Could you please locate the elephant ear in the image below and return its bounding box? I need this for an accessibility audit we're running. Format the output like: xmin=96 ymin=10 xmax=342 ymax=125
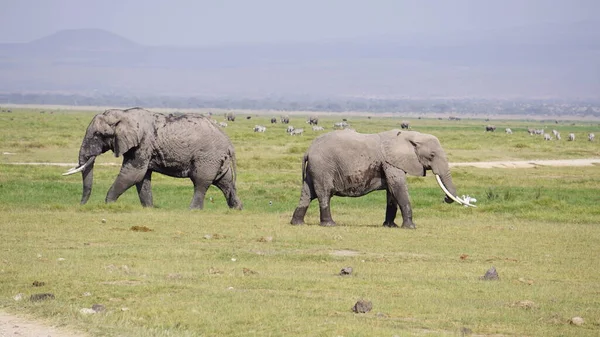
xmin=381 ymin=130 xmax=426 ymax=176
xmin=113 ymin=116 xmax=142 ymax=157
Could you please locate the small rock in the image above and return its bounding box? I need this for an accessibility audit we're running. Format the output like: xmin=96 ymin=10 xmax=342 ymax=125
xmin=351 ymin=299 xmax=372 ymax=313
xmin=80 ymin=308 xmax=97 ymax=315
xmin=231 ymin=258 xmax=237 ymax=262
xmin=480 ymin=266 xmax=499 ymax=280
xmin=203 ymin=234 xmax=213 ymax=240
xmin=30 ymin=293 xmax=55 ymax=302
xmin=13 ymin=293 xmax=25 ymax=301
xmin=57 ymin=257 xmax=65 ymax=261
xmin=227 ymin=286 xmax=234 ymax=290
xmin=243 ymin=267 xmax=258 ymax=275
xmin=82 ymin=292 xmax=92 ymax=297
xmin=460 ymin=327 xmax=473 ymax=336
xmin=121 ymin=307 xmax=129 ymax=311
xmin=339 ymin=267 xmax=353 ymax=276
xmin=91 ymin=304 xmax=106 ymax=312
xmin=569 ymin=316 xmax=584 ymax=326
xmin=101 ymin=219 xmax=106 ymax=223
xmin=257 ymin=236 xmax=273 ymax=242
xmin=513 ymin=300 xmax=537 ymax=309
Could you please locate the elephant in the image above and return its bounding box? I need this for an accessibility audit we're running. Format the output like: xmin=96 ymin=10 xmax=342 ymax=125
xmin=225 ymin=112 xmax=236 ymax=122
xmin=485 ymin=125 xmax=496 ymax=132
xmin=281 ymin=115 xmax=290 ymax=124
xmin=62 ymin=107 xmax=243 ymax=210
xmin=270 ymin=117 xmax=277 ymax=124
xmin=400 ymin=121 xmax=410 ymax=129
xmin=308 ymin=115 xmax=319 ymax=125
xmin=290 ymin=129 xmax=474 ymax=229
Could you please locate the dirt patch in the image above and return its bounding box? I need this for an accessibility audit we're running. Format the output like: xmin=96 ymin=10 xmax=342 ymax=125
xmin=450 ymin=158 xmax=600 ymax=169
xmin=0 ymin=310 xmax=87 ymax=337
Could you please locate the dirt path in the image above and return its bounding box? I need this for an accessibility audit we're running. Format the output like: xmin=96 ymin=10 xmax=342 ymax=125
xmin=0 ymin=311 xmax=87 ymax=337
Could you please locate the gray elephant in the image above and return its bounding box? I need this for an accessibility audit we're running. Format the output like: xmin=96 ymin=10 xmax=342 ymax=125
xmin=225 ymin=112 xmax=236 ymax=122
xmin=290 ymin=129 xmax=474 ymax=228
xmin=63 ymin=107 xmax=243 ymax=210
xmin=400 ymin=121 xmax=410 ymax=129
xmin=308 ymin=115 xmax=319 ymax=125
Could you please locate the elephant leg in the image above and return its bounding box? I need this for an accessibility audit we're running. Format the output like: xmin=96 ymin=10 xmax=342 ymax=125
xmin=317 ymin=194 xmax=336 ymax=227
xmin=190 ymin=178 xmax=212 ymax=210
xmin=213 ymin=168 xmax=243 ymax=210
xmin=383 ymin=190 xmax=399 ymax=228
xmin=291 ymin=180 xmax=314 ymax=225
xmin=383 ymin=165 xmax=415 ymax=229
xmin=106 ymin=162 xmax=148 ymax=203
xmin=135 ymin=170 xmax=153 ymax=207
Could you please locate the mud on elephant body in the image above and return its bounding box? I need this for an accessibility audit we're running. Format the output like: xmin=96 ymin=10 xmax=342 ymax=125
xmin=63 ymin=107 xmax=242 ymax=210
xmin=290 ymin=129 xmax=473 ymax=228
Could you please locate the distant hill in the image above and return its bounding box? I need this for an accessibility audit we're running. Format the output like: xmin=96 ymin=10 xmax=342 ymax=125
xmin=0 ymin=21 xmax=599 ymax=100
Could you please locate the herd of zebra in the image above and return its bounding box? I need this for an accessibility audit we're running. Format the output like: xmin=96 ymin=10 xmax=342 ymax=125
xmin=214 ymin=113 xmax=351 ymax=135
xmin=489 ymin=125 xmax=595 ymax=141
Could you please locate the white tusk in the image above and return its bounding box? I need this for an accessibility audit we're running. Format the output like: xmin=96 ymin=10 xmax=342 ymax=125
xmin=62 ymin=157 xmax=94 ymax=176
xmin=435 ymin=175 xmax=477 ymax=207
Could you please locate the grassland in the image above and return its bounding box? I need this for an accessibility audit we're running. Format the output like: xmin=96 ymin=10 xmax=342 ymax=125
xmin=1 ymin=108 xmax=599 ymax=336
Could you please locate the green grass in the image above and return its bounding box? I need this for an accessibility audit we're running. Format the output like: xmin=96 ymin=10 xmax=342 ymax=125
xmin=1 ymin=108 xmax=600 ymax=336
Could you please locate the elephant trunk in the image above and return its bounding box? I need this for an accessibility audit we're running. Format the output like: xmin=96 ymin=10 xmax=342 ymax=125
xmin=80 ymin=157 xmax=95 ymax=204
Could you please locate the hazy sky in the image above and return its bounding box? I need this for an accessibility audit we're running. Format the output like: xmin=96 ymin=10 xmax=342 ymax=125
xmin=1 ymin=0 xmax=598 ymax=46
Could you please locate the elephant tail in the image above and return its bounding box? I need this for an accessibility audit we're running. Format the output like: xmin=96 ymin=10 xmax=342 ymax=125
xmin=230 ymin=146 xmax=238 ymax=184
xmin=301 ymin=153 xmax=308 ymax=182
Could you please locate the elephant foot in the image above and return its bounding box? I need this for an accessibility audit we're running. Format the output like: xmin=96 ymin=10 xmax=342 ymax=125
xmin=401 ymin=221 xmax=416 ymax=229
xmin=383 ymin=222 xmax=399 ymax=228
xmin=290 ymin=218 xmax=305 ymax=225
xmin=320 ymin=221 xmax=337 ymax=227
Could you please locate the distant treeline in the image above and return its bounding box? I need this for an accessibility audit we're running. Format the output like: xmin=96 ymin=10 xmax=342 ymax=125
xmin=1 ymin=93 xmax=599 ymax=117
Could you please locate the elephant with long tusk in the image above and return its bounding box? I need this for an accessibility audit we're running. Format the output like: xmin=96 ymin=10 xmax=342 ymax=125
xmin=63 ymin=107 xmax=243 ymax=210
xmin=290 ymin=129 xmax=474 ymax=229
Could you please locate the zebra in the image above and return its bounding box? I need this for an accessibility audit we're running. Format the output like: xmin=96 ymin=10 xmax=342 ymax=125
xmin=290 ymin=128 xmax=304 ymax=136
xmin=505 ymin=128 xmax=512 ymax=134
xmin=552 ymin=129 xmax=559 ymax=138
xmin=589 ymin=133 xmax=595 ymax=141
xmin=568 ymin=133 xmax=575 ymax=141
xmin=333 ymin=121 xmax=349 ymax=129
xmin=312 ymin=125 xmax=324 ymax=131
xmin=253 ymin=125 xmax=266 ymax=133
xmin=218 ymin=122 xmax=228 ymax=128
xmin=286 ymin=125 xmax=295 ymax=133
xmin=543 ymin=133 xmax=552 ymax=141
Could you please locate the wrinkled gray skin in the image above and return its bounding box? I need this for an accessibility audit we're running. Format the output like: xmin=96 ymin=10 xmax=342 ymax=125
xmin=290 ymin=130 xmax=457 ymax=228
xmin=74 ymin=108 xmax=242 ymax=209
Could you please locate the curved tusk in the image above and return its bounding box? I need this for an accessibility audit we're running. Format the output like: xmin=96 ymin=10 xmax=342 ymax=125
xmin=62 ymin=157 xmax=95 ymax=176
xmin=435 ymin=175 xmax=477 ymax=207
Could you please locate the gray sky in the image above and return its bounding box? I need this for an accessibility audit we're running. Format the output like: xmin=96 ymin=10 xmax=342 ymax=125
xmin=1 ymin=0 xmax=598 ymax=46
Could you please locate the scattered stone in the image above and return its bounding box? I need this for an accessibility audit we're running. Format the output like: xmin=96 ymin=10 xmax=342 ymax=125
xmin=167 ymin=273 xmax=183 ymax=279
xmin=121 ymin=307 xmax=129 ymax=311
xmin=351 ymin=299 xmax=372 ymax=313
xmin=518 ymin=277 xmax=534 ymax=285
xmin=227 ymin=286 xmax=234 ymax=290
xmin=13 ymin=293 xmax=25 ymax=301
xmin=231 ymin=258 xmax=237 ymax=262
xmin=208 ymin=267 xmax=223 ymax=275
xmin=480 ymin=266 xmax=499 ymax=280
xmin=30 ymin=293 xmax=55 ymax=302
xmin=101 ymin=219 xmax=106 ymax=223
xmin=130 ymin=225 xmax=153 ymax=232
xmin=82 ymin=292 xmax=92 ymax=297
xmin=460 ymin=254 xmax=469 ymax=260
xmin=460 ymin=327 xmax=473 ymax=336
xmin=79 ymin=308 xmax=96 ymax=315
xmin=57 ymin=257 xmax=66 ymax=261
xmin=257 ymin=236 xmax=273 ymax=243
xmin=91 ymin=304 xmax=106 ymax=312
xmin=203 ymin=234 xmax=212 ymax=239
xmin=339 ymin=267 xmax=353 ymax=276
xmin=243 ymin=267 xmax=258 ymax=276
xmin=512 ymin=300 xmax=537 ymax=309
xmin=32 ymin=280 xmax=45 ymax=287
xmin=569 ymin=316 xmax=584 ymax=326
